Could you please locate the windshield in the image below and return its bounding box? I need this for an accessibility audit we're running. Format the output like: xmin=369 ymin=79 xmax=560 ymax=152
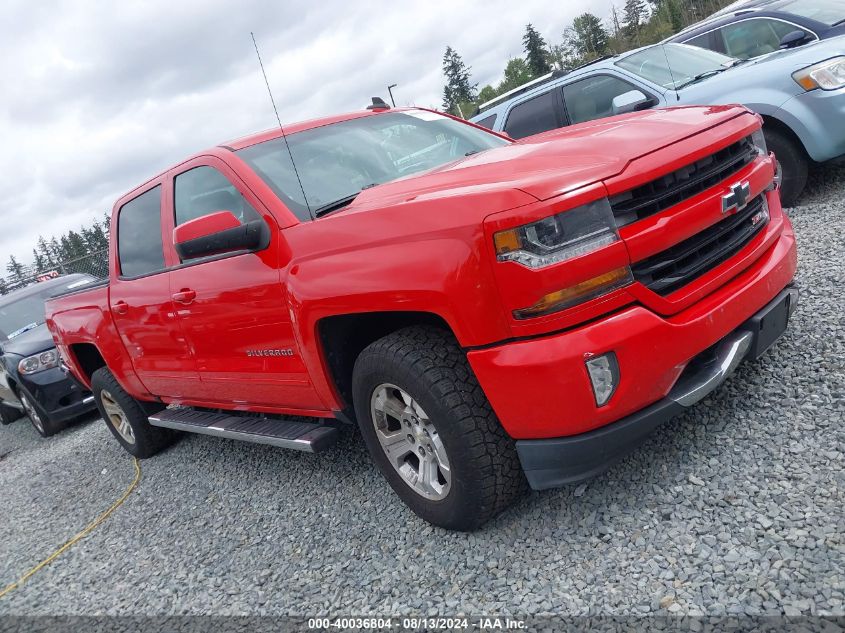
xmin=617 ymin=44 xmax=736 ymax=89
xmin=0 ymin=278 xmax=93 ymax=340
xmin=775 ymin=0 xmax=845 ymax=25
xmin=237 ymin=110 xmax=509 ymax=220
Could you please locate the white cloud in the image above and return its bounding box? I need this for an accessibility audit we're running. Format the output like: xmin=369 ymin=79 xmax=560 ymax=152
xmin=0 ymin=0 xmax=613 ymax=265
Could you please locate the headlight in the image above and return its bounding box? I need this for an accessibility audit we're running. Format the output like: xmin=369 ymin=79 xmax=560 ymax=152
xmin=494 ymin=198 xmax=621 ymax=269
xmin=18 ymin=349 xmax=59 ymax=375
xmin=793 ymin=57 xmax=845 ymax=91
xmin=751 ymin=128 xmax=767 ymax=156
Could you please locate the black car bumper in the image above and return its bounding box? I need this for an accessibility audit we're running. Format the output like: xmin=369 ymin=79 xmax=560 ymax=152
xmin=516 ymin=286 xmax=799 ymax=490
xmin=19 ymin=366 xmax=96 ymax=423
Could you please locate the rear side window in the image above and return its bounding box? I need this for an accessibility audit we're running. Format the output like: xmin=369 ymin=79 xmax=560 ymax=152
xmin=118 ymin=186 xmax=165 ymax=278
xmin=503 ymin=91 xmax=558 ymax=139
xmin=474 ymin=114 xmax=497 ymax=129
xmin=718 ymin=19 xmax=802 ymax=58
xmin=174 ymin=166 xmax=260 ymax=227
xmin=684 ymin=32 xmax=715 ymax=51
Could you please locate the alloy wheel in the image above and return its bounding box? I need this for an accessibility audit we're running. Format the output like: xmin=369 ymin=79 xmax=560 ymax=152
xmin=370 ymin=383 xmax=451 ymax=500
xmin=21 ymin=393 xmax=45 ymax=435
xmin=100 ymin=389 xmax=135 ymax=444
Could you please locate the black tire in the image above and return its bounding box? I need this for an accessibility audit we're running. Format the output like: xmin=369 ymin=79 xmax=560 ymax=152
xmin=0 ymin=402 xmax=22 ymax=425
xmin=352 ymin=326 xmax=527 ymax=531
xmin=764 ymin=127 xmax=808 ymax=208
xmin=90 ymin=367 xmax=174 ymax=458
xmin=18 ymin=389 xmax=62 ymax=438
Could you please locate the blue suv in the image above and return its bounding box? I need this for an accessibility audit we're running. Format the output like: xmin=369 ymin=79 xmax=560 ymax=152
xmin=471 ymin=38 xmax=845 ymax=206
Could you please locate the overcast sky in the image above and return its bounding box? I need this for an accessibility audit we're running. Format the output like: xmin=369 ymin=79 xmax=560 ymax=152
xmin=1 ymin=0 xmax=614 ymax=266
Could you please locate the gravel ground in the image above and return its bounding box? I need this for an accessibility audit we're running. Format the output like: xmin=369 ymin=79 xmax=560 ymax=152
xmin=0 ymin=165 xmax=842 ymax=619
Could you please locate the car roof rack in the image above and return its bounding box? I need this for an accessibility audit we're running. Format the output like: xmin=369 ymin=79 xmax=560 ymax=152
xmin=476 ymin=56 xmax=615 ymax=114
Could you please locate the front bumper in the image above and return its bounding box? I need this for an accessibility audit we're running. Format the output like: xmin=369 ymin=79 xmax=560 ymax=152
xmin=777 ymin=85 xmax=845 ymax=163
xmin=467 ymin=218 xmax=797 ymax=440
xmin=19 ymin=366 xmax=96 ymax=423
xmin=516 ymin=286 xmax=798 ymax=489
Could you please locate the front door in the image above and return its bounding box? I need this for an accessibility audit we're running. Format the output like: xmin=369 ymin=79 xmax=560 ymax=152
xmin=165 ymin=159 xmax=323 ymax=411
xmin=109 ymin=183 xmax=199 ymax=398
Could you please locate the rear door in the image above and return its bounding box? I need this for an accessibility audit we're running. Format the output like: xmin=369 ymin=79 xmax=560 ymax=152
xmin=109 ymin=183 xmax=199 ymax=397
xmin=164 ymin=157 xmax=323 ymax=411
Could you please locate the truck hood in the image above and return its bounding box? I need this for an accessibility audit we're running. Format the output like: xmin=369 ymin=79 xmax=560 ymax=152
xmin=2 ymin=323 xmax=53 ymax=358
xmin=347 ymin=105 xmax=748 ymax=208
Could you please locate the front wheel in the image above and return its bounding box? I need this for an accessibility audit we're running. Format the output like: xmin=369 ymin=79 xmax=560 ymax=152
xmin=19 ymin=390 xmax=62 ymax=437
xmin=352 ymin=326 xmax=526 ymax=531
xmin=90 ymin=368 xmax=175 ymax=458
xmin=764 ymin=127 xmax=808 ymax=208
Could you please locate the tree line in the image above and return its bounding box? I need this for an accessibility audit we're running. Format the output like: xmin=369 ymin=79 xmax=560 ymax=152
xmin=2 ymin=215 xmax=110 ymax=294
xmin=442 ymin=0 xmax=737 ymax=116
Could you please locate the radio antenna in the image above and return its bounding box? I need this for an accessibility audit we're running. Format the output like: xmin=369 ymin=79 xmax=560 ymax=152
xmin=660 ymin=43 xmax=681 ymax=101
xmin=251 ymin=32 xmax=312 ymax=218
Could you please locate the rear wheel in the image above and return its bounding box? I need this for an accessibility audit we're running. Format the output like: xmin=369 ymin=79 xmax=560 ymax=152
xmin=90 ymin=368 xmax=174 ymax=458
xmin=352 ymin=326 xmax=526 ymax=531
xmin=764 ymin=127 xmax=808 ymax=208
xmin=19 ymin=390 xmax=61 ymax=438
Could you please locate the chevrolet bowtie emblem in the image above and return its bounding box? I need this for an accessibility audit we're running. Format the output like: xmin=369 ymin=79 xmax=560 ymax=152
xmin=722 ymin=181 xmax=751 ymax=215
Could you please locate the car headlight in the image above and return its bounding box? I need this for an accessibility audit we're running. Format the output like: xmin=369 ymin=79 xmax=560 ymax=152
xmin=18 ymin=349 xmax=59 ymax=375
xmin=494 ymin=198 xmax=621 ymax=269
xmin=751 ymin=128 xmax=767 ymax=156
xmin=793 ymin=57 xmax=845 ymax=91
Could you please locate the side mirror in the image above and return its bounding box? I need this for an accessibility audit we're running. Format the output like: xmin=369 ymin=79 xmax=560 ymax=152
xmin=612 ymin=90 xmax=651 ymax=116
xmin=779 ymin=30 xmax=808 ymax=49
xmin=173 ymin=211 xmax=270 ymax=261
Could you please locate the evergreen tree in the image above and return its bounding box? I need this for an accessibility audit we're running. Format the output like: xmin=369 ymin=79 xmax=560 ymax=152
xmin=624 ymin=0 xmax=649 ymax=42
xmin=0 ymin=278 xmax=7 ymax=296
xmin=571 ymin=13 xmax=611 ymax=60
xmin=664 ymin=0 xmax=685 ymax=32
xmin=6 ymin=255 xmax=25 ymax=282
xmin=37 ymin=236 xmax=56 ymax=266
xmin=33 ymin=249 xmax=46 ymax=272
xmin=523 ymin=24 xmax=551 ymax=77
xmin=442 ymin=46 xmax=477 ymax=116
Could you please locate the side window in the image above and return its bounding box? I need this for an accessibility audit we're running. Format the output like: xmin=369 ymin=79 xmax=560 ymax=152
xmin=503 ymin=91 xmax=559 ymax=139
xmin=685 ymin=32 xmax=715 ymax=51
xmin=474 ymin=114 xmax=497 ymax=130
xmin=719 ymin=19 xmax=796 ymax=59
xmin=118 ymin=186 xmax=165 ymax=278
xmin=563 ymin=75 xmax=647 ymax=125
xmin=174 ymin=166 xmax=261 ymax=227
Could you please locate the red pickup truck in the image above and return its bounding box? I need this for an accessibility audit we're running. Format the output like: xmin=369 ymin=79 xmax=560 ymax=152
xmin=46 ymin=104 xmax=798 ymax=530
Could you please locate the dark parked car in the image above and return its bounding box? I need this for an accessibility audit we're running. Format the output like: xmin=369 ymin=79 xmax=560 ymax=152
xmin=0 ymin=274 xmax=99 ymax=436
xmin=668 ymin=0 xmax=845 ymax=60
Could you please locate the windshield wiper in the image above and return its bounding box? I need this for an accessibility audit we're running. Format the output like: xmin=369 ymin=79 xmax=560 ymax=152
xmin=313 ymin=184 xmax=379 ymax=218
xmin=677 ymin=67 xmax=729 ymax=89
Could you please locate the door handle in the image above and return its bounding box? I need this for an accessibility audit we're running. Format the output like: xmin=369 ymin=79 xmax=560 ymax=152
xmin=112 ymin=300 xmax=129 ymax=315
xmin=172 ymin=289 xmax=197 ymax=305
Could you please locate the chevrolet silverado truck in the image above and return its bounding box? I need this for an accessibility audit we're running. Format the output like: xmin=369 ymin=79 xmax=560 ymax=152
xmin=45 ymin=104 xmax=798 ymax=530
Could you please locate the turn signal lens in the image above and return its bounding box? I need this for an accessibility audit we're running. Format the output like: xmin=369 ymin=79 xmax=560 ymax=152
xmin=513 ymin=267 xmax=633 ymax=319
xmin=792 ymin=57 xmax=845 ymax=91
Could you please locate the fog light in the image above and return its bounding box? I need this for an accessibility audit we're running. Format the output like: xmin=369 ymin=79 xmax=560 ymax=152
xmin=585 ymin=353 xmax=619 ymax=407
